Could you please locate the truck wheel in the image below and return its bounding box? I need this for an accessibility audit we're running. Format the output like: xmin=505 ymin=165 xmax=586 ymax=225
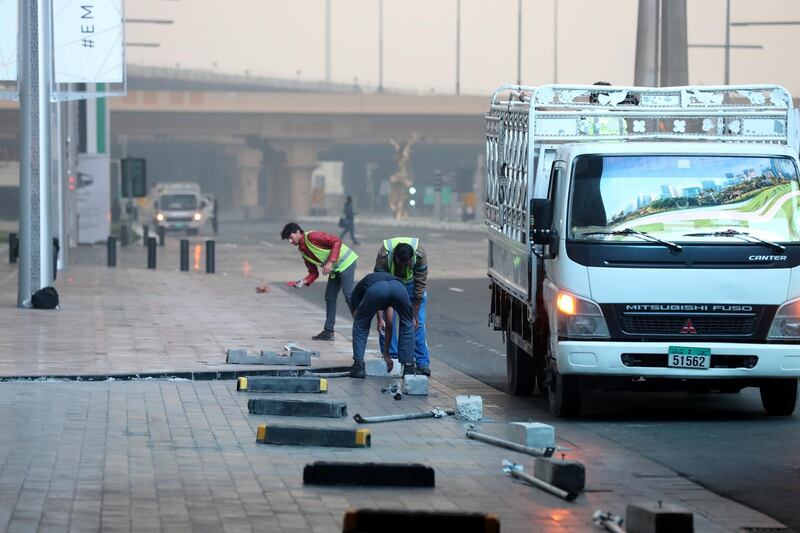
xmin=547 ymin=366 xmax=581 ymax=418
xmin=760 ymin=378 xmax=798 ymax=416
xmin=506 ymin=327 xmax=535 ymax=396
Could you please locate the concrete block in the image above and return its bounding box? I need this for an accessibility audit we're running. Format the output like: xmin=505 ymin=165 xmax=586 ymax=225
xmin=237 ymin=376 xmax=327 ymax=393
xmin=365 ymin=359 xmax=389 ymax=377
xmin=225 ymin=348 xmax=250 ymax=363
xmin=510 ymin=422 xmax=555 ymax=448
xmin=625 ymin=502 xmax=693 ymax=533
xmin=259 ymin=350 xmax=312 ymax=366
xmin=455 ymin=395 xmax=483 ymax=421
xmin=342 ymin=510 xmax=500 ymax=533
xmin=533 ymin=457 xmax=585 ymax=493
xmin=256 ymin=424 xmax=370 ymax=448
xmin=248 ymin=398 xmax=347 ymax=418
xmin=303 ymin=462 xmax=435 ymax=487
xmin=402 ymin=375 xmax=429 ymax=395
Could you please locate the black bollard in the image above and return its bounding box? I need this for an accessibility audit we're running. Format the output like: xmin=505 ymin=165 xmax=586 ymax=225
xmin=147 ymin=237 xmax=157 ymax=269
xmin=120 ymin=224 xmax=129 ymax=247
xmin=179 ymin=239 xmax=189 ymax=271
xmin=205 ymin=240 xmax=215 ymax=274
xmin=9 ymin=232 xmax=18 ymax=263
xmin=52 ymin=238 xmax=59 ymax=281
xmin=157 ymin=225 xmax=165 ymax=247
xmin=107 ymin=236 xmax=117 ymax=267
xmin=142 ymin=224 xmax=149 ymax=246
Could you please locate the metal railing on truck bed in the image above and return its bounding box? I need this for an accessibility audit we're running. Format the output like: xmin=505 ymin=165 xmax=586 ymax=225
xmin=484 ymin=84 xmax=799 ymax=245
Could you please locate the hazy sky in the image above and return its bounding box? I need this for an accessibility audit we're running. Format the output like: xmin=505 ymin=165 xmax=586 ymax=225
xmin=126 ymin=0 xmax=800 ymax=96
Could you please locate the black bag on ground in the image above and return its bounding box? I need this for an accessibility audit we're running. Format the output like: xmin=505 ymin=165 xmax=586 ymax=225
xmin=32 ymin=286 xmax=59 ymax=309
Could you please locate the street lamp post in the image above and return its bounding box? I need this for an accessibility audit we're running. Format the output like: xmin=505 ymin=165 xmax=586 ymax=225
xmin=456 ymin=0 xmax=461 ymax=95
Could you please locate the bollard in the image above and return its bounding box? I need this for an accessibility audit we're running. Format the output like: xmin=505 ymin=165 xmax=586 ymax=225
xmin=52 ymin=238 xmax=59 ymax=280
xmin=142 ymin=224 xmax=149 ymax=246
xmin=179 ymin=239 xmax=189 ymax=271
xmin=205 ymin=240 xmax=215 ymax=273
xmin=120 ymin=224 xmax=129 ymax=247
xmin=107 ymin=236 xmax=117 ymax=267
xmin=147 ymin=237 xmax=157 ymax=269
xmin=9 ymin=232 xmax=18 ymax=263
xmin=157 ymin=225 xmax=165 ymax=246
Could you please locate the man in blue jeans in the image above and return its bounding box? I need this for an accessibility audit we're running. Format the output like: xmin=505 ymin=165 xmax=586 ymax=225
xmin=374 ymin=238 xmax=431 ymax=375
xmin=348 ymin=272 xmax=415 ymax=379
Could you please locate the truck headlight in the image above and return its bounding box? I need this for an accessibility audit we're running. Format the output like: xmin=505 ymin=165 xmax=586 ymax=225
xmin=193 ymin=212 xmax=202 ymax=221
xmin=768 ymin=298 xmax=800 ymax=339
xmin=156 ymin=213 xmax=165 ymax=222
xmin=556 ymin=291 xmax=610 ymax=339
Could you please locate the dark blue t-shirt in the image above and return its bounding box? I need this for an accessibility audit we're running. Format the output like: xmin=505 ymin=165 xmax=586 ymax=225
xmin=350 ymin=271 xmax=402 ymax=311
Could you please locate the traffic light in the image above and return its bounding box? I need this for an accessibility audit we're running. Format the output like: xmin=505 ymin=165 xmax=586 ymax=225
xmin=408 ymin=185 xmax=417 ymax=206
xmin=121 ymin=158 xmax=147 ymax=197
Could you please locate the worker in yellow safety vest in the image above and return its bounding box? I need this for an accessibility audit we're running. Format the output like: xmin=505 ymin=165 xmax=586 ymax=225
xmin=374 ymin=237 xmax=430 ymax=376
xmin=264 ymin=222 xmax=358 ymax=341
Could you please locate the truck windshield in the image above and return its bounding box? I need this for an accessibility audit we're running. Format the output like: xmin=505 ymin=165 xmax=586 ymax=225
xmin=160 ymin=194 xmax=197 ymax=210
xmin=569 ymin=155 xmax=800 ymax=243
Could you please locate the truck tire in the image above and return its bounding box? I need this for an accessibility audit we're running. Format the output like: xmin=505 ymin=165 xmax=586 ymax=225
xmin=547 ymin=366 xmax=581 ymax=418
xmin=760 ymin=378 xmax=798 ymax=416
xmin=506 ymin=325 xmax=535 ymax=396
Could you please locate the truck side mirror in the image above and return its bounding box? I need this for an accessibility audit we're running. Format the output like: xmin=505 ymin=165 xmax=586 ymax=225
xmin=530 ymin=198 xmax=556 ymax=246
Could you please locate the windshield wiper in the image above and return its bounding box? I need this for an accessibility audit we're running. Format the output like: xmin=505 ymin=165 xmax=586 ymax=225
xmin=579 ymin=228 xmax=683 ymax=253
xmin=683 ymin=229 xmax=786 ymax=253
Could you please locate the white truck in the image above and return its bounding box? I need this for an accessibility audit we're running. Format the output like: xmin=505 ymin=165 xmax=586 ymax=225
xmin=150 ymin=182 xmax=215 ymax=235
xmin=486 ymin=84 xmax=800 ymax=417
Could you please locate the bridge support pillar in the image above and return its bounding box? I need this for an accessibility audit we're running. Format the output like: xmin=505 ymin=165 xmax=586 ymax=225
xmin=277 ymin=143 xmax=325 ymax=216
xmin=225 ymin=143 xmax=264 ymax=219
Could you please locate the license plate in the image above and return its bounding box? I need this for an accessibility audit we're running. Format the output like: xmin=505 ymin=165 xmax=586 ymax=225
xmin=668 ymin=346 xmax=710 ymax=369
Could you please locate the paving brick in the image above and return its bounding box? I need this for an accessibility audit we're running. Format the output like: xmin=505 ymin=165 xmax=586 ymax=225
xmin=626 ymin=502 xmax=694 ymax=533
xmin=402 ymin=375 xmax=429 ymax=395
xmin=509 ymin=422 xmax=555 ymax=448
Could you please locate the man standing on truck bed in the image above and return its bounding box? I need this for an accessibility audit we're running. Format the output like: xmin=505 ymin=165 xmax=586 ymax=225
xmin=268 ymin=222 xmax=358 ymax=341
xmin=374 ymin=238 xmax=430 ymax=375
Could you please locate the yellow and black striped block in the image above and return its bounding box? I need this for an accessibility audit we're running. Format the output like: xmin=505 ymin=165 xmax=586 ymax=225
xmin=237 ymin=376 xmax=327 ymax=393
xmin=256 ymin=424 xmax=370 ymax=448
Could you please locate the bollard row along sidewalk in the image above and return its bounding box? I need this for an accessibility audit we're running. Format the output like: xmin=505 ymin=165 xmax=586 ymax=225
xmin=0 ymin=252 xmax=790 ymax=532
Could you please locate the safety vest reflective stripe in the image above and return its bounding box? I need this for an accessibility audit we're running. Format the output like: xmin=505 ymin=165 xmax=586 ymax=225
xmin=383 ymin=236 xmax=418 ymax=282
xmin=302 ymin=231 xmax=358 ymax=272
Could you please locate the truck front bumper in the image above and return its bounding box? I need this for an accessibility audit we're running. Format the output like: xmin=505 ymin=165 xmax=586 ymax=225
xmin=557 ymin=340 xmax=800 ymax=378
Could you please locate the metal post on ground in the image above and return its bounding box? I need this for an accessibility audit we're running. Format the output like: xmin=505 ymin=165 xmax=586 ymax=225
xmin=142 ymin=224 xmax=149 ymax=246
xmin=179 ymin=239 xmax=189 ymax=271
xmin=434 ymin=170 xmax=443 ymax=221
xmin=106 ymin=236 xmax=116 ymax=267
xmin=205 ymin=240 xmax=215 ymax=274
xmin=147 ymin=237 xmax=157 ymax=269
xmin=157 ymin=225 xmax=165 ymax=247
xmin=9 ymin=233 xmax=18 ymax=263
xmin=18 ymin=0 xmax=54 ymax=307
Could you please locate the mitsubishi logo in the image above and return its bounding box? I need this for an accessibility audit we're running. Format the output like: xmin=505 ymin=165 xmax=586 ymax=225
xmin=680 ymin=319 xmax=697 ymax=334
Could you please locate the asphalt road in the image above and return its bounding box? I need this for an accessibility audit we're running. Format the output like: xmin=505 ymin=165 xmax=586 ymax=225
xmin=223 ymin=218 xmax=800 ymax=530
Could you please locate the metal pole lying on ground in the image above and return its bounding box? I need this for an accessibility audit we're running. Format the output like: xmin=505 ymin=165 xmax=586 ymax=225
xmin=466 ymin=430 xmax=556 ymax=458
xmin=507 ymin=467 xmax=577 ymax=501
xmin=353 ymin=409 xmax=454 ymax=424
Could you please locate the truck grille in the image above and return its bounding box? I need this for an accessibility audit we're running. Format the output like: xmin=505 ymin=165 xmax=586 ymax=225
xmin=619 ymin=314 xmax=758 ymax=336
xmin=167 ymin=216 xmax=193 ymax=222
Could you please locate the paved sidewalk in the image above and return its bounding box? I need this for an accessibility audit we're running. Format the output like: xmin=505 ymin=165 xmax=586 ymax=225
xmin=0 ymin=245 xmax=790 ymax=532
